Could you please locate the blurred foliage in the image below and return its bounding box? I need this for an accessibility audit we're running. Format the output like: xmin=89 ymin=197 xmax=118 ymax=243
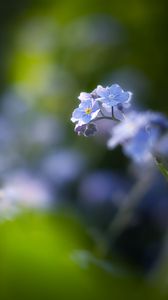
xmin=0 ymin=211 xmax=167 ymax=300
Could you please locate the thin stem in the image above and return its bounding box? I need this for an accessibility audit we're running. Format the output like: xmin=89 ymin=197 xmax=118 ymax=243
xmin=108 ymin=170 xmax=155 ymax=241
xmin=93 ymin=109 xmax=120 ymax=123
xmin=111 ymin=107 xmax=121 ymax=122
xmin=111 ymin=107 xmax=114 ymax=118
xmin=155 ymin=157 xmax=168 ymax=181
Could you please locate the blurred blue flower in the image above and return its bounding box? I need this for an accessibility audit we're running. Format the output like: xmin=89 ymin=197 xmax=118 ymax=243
xmin=41 ymin=149 xmax=87 ymax=185
xmin=79 ymin=171 xmax=132 ymax=205
xmin=95 ymin=84 xmax=132 ymax=107
xmin=0 ymin=170 xmax=53 ymax=221
xmin=124 ymin=127 xmax=156 ymax=163
xmin=71 ymin=99 xmax=100 ymax=125
xmin=108 ymin=111 xmax=168 ymax=163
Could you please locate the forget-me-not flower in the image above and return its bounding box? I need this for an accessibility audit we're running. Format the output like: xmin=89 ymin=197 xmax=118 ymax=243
xmin=107 ymin=111 xmax=168 ymax=163
xmin=95 ymin=84 xmax=132 ymax=107
xmin=71 ymin=82 xmax=168 ymax=179
xmin=71 ymin=99 xmax=100 ymax=125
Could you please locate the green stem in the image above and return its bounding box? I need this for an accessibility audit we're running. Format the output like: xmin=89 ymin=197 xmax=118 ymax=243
xmin=155 ymin=157 xmax=168 ymax=180
xmin=108 ymin=170 xmax=154 ymax=240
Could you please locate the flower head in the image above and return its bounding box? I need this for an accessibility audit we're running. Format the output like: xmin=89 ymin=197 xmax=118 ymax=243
xmin=71 ymin=82 xmax=168 ymax=177
xmin=95 ymin=84 xmax=132 ymax=107
xmin=71 ymin=99 xmax=100 ymax=125
xmin=107 ymin=111 xmax=167 ymax=163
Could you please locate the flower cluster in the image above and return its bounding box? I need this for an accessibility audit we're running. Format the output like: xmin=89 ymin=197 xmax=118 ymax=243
xmin=71 ymin=84 xmax=132 ymax=136
xmin=71 ymin=83 xmax=168 ymax=164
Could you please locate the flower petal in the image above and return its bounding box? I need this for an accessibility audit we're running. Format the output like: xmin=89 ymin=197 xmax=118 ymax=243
xmin=92 ymin=101 xmax=100 ymax=112
xmin=78 ymin=92 xmax=92 ymax=101
xmin=115 ymin=91 xmax=130 ymax=102
xmin=72 ymin=108 xmax=83 ymax=119
xmin=91 ymin=109 xmax=100 ymax=120
xmin=79 ymin=100 xmax=92 ymax=109
xmin=96 ymin=85 xmax=109 ymax=98
xmin=109 ymin=84 xmax=122 ymax=96
xmin=82 ymin=114 xmax=91 ymax=123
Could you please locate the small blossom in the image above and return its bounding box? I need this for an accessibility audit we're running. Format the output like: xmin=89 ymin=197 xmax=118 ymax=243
xmin=71 ymin=99 xmax=100 ymax=125
xmin=124 ymin=127 xmax=156 ymax=163
xmin=71 ymin=83 xmax=168 ymax=180
xmin=108 ymin=112 xmax=149 ymax=148
xmin=107 ymin=111 xmax=168 ymax=163
xmin=95 ymin=84 xmax=132 ymax=107
xmin=71 ymin=83 xmax=133 ymax=134
xmin=75 ymin=123 xmax=97 ymax=137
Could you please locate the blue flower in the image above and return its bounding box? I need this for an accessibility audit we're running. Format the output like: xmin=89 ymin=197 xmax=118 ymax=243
xmin=107 ymin=111 xmax=167 ymax=163
xmin=123 ymin=127 xmax=156 ymax=163
xmin=71 ymin=99 xmax=100 ymax=125
xmin=95 ymin=84 xmax=132 ymax=107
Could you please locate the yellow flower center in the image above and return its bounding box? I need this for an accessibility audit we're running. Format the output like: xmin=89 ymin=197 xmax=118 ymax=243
xmin=85 ymin=108 xmax=92 ymax=114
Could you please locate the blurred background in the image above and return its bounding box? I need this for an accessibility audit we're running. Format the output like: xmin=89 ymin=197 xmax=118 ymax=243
xmin=0 ymin=0 xmax=168 ymax=299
